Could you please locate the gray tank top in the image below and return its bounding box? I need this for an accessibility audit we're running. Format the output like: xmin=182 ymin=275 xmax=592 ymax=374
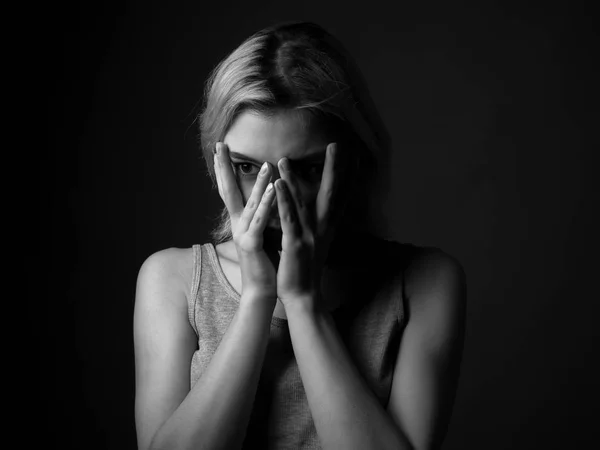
xmin=187 ymin=237 xmax=417 ymax=449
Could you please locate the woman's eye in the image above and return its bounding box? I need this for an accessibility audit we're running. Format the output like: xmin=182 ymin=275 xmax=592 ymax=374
xmin=232 ymin=161 xmax=323 ymax=179
xmin=233 ymin=163 xmax=259 ymax=177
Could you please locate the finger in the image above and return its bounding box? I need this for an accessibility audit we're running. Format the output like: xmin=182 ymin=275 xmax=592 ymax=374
xmin=239 ymin=161 xmax=273 ymax=232
xmin=214 ymin=156 xmax=224 ymax=200
xmin=278 ymin=157 xmax=313 ymax=234
xmin=216 ymin=142 xmax=245 ymax=226
xmin=247 ymin=182 xmax=275 ymax=235
xmin=316 ymin=143 xmax=339 ymax=234
xmin=275 ymin=179 xmax=302 ymax=241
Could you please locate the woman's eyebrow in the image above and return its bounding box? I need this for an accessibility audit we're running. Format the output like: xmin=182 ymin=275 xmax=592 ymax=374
xmin=229 ymin=150 xmax=327 ymax=164
xmin=228 ymin=152 xmax=263 ymax=164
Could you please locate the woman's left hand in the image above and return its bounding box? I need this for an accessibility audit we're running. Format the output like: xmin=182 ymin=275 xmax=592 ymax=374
xmin=275 ymin=142 xmax=350 ymax=310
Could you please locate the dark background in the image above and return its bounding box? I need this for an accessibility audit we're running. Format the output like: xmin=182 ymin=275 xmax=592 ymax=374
xmin=39 ymin=0 xmax=598 ymax=448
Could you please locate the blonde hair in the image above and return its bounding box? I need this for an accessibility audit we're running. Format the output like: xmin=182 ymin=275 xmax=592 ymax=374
xmin=197 ymin=21 xmax=391 ymax=244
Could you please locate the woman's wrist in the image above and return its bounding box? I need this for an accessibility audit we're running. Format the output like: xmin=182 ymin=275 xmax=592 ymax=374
xmin=283 ymin=292 xmax=325 ymax=318
xmin=240 ymin=291 xmax=277 ymax=315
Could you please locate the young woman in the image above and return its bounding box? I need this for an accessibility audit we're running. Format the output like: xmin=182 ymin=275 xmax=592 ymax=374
xmin=134 ymin=21 xmax=467 ymax=450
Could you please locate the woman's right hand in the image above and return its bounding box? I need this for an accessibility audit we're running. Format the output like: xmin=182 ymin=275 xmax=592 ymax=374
xmin=214 ymin=142 xmax=278 ymax=306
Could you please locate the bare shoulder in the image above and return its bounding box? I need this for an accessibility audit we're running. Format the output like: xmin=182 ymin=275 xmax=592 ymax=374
xmin=404 ymin=245 xmax=467 ymax=316
xmin=136 ymin=247 xmax=196 ymax=308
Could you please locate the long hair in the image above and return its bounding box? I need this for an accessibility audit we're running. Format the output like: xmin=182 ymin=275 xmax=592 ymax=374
xmin=197 ymin=21 xmax=391 ymax=244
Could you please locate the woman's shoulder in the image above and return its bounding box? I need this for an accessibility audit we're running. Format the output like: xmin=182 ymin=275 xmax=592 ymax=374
xmin=363 ymin=233 xmax=462 ymax=270
xmin=137 ymin=246 xmax=196 ymax=303
xmin=355 ymin=233 xmax=464 ymax=296
xmin=401 ymin=244 xmax=467 ymax=309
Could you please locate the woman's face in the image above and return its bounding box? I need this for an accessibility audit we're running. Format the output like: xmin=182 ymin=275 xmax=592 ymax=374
xmin=222 ymin=109 xmax=336 ymax=230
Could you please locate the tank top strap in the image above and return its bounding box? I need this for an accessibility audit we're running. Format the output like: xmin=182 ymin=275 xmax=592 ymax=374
xmin=188 ymin=244 xmax=203 ymax=335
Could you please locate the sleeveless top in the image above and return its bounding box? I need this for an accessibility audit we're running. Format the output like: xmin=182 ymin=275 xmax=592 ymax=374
xmin=187 ymin=235 xmax=419 ymax=449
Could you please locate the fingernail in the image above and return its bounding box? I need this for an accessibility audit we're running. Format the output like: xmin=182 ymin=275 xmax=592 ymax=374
xmin=260 ymin=162 xmax=268 ymax=175
xmin=279 ymin=158 xmax=289 ymax=171
xmin=215 ymin=142 xmax=221 ymax=156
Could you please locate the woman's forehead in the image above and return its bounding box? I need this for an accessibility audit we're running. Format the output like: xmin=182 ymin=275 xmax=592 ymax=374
xmin=224 ymin=109 xmax=330 ymax=161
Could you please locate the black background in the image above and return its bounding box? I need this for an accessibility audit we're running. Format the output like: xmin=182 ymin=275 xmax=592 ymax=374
xmin=38 ymin=0 xmax=598 ymax=448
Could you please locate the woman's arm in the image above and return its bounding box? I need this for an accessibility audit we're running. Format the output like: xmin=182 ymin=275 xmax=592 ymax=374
xmin=285 ymin=303 xmax=414 ymax=450
xmin=386 ymin=248 xmax=467 ymax=450
xmin=285 ymin=248 xmax=466 ymax=450
xmin=134 ymin=249 xmax=274 ymax=450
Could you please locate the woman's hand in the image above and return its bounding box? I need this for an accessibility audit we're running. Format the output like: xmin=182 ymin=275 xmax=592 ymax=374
xmin=274 ymin=142 xmax=350 ymax=309
xmin=214 ymin=142 xmax=278 ymax=305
